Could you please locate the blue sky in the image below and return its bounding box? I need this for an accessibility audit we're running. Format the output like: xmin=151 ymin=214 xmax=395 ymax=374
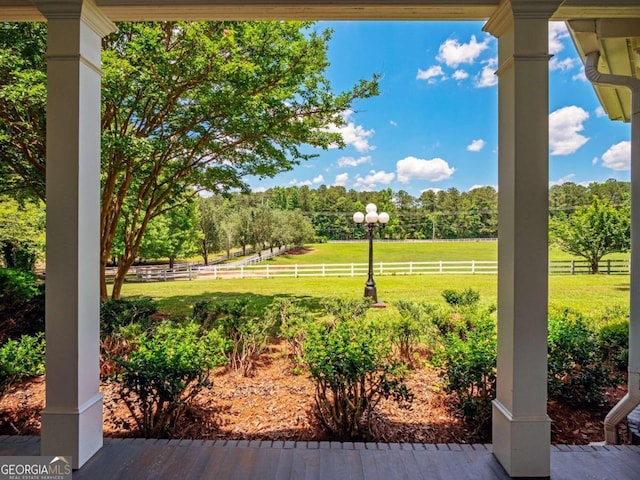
xmin=248 ymin=21 xmax=632 ymax=197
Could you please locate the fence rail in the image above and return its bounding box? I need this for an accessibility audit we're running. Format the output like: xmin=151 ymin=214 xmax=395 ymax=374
xmin=128 ymin=258 xmax=630 ymax=282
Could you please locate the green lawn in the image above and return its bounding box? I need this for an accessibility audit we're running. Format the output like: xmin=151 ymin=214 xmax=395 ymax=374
xmin=113 ymin=241 xmax=630 ymax=318
xmin=264 ymin=241 xmax=628 ymax=265
xmin=271 ymin=241 xmax=498 ymax=264
xmin=117 ymin=272 xmax=630 ymax=319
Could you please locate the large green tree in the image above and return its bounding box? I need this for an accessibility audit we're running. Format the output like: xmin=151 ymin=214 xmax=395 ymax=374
xmin=101 ymin=21 xmax=378 ymax=298
xmin=138 ymin=199 xmax=199 ymax=268
xmin=1 ymin=21 xmax=378 ymax=299
xmin=0 ymin=23 xmax=47 ymax=202
xmin=550 ymin=197 xmax=630 ymax=274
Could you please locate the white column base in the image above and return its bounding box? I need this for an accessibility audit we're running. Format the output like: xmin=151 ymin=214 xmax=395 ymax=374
xmin=41 ymin=393 xmax=104 ymax=469
xmin=492 ymin=400 xmax=551 ymax=478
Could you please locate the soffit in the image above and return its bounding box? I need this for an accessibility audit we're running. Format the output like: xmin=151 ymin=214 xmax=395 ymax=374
xmin=569 ymin=18 xmax=640 ymax=122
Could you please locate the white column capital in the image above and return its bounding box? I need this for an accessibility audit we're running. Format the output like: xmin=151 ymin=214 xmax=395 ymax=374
xmin=35 ymin=0 xmax=116 ymax=38
xmin=484 ymin=0 xmax=563 ymax=37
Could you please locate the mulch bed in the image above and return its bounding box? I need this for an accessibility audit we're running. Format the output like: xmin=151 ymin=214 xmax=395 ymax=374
xmin=0 ymin=344 xmax=629 ymax=444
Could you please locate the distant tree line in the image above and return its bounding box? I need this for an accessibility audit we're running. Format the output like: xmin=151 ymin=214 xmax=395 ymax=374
xmin=254 ymin=179 xmax=630 ymax=241
xmin=0 ymin=179 xmax=631 ymax=274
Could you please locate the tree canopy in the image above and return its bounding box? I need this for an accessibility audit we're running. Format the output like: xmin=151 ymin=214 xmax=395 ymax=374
xmin=550 ymin=196 xmax=630 ymax=273
xmin=0 ymin=21 xmax=379 ymax=298
xmin=0 ymin=23 xmax=47 ymax=202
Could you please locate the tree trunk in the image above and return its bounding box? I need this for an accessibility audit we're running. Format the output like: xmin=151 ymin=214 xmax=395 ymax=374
xmin=100 ymin=255 xmax=109 ymax=301
xmin=111 ymin=254 xmax=136 ymax=300
xmin=169 ymin=256 xmax=175 ymax=269
xmin=591 ymin=259 xmax=599 ymax=274
xmin=202 ymin=240 xmax=209 ymax=266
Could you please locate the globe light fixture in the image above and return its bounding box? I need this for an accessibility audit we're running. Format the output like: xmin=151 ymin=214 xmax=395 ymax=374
xmin=353 ymin=203 xmax=389 ymax=307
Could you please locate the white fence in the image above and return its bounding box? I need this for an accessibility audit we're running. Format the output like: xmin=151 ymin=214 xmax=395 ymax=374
xmin=128 ymin=258 xmax=630 ymax=282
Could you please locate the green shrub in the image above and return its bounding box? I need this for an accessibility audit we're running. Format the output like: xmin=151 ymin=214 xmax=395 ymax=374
xmin=0 ymin=269 xmax=44 ymax=341
xmin=304 ymin=316 xmax=412 ymax=440
xmin=441 ymin=288 xmax=480 ymax=308
xmin=390 ymin=300 xmax=436 ymax=367
xmin=266 ymin=298 xmax=315 ymax=362
xmin=598 ymin=319 xmax=629 ymax=371
xmin=100 ymin=297 xmax=158 ymax=337
xmin=319 ymin=297 xmax=371 ymax=324
xmin=0 ymin=269 xmax=41 ymax=307
xmin=110 ymin=321 xmax=228 ymax=438
xmin=193 ymin=298 xmax=275 ymax=376
xmin=548 ymin=309 xmax=618 ymax=408
xmin=433 ymin=314 xmax=496 ymax=438
xmin=0 ymin=333 xmax=45 ymax=395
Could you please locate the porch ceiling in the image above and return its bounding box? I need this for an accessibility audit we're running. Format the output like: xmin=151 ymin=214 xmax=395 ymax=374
xmin=1 ymin=0 xmax=640 ymax=22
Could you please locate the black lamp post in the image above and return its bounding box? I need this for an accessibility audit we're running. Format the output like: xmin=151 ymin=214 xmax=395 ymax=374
xmin=353 ymin=203 xmax=389 ymax=306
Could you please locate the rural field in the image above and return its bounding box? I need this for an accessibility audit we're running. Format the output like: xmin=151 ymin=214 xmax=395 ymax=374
xmin=118 ymin=241 xmax=631 ymax=317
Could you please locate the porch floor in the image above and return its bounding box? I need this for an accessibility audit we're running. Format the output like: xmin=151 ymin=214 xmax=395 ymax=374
xmin=2 ymin=436 xmax=640 ymax=479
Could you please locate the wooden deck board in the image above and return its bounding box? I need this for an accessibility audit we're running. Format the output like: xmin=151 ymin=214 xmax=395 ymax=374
xmin=2 ymin=437 xmax=640 ymax=479
xmin=246 ymin=444 xmax=285 ymax=480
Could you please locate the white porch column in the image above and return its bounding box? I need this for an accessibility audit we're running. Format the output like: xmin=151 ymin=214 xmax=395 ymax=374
xmin=35 ymin=0 xmax=115 ymax=469
xmin=483 ymin=1 xmax=560 ymax=477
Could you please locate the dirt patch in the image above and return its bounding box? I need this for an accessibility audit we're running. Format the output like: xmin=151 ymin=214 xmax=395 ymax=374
xmin=0 ymin=346 xmax=629 ymax=444
xmin=284 ymin=247 xmax=315 ymax=256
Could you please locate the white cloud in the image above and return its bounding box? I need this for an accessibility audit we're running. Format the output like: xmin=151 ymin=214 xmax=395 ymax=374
xmin=325 ymin=110 xmax=375 ymax=153
xmin=595 ymin=106 xmax=606 ymax=117
xmin=337 ymin=155 xmax=371 ymax=167
xmin=390 ymin=120 xmax=398 ymax=127
xmin=549 ymin=173 xmax=576 ymax=187
xmin=573 ymin=66 xmax=587 ymax=82
xmin=452 ymin=69 xmax=469 ymax=80
xmin=291 ymin=179 xmax=312 ymax=187
xmin=592 ymin=156 xmax=599 ymax=165
xmin=417 ymin=65 xmax=446 ymax=83
xmin=468 ymin=184 xmax=496 ymax=192
xmin=601 ymin=141 xmax=631 ymax=171
xmin=334 ymin=172 xmax=349 ymax=187
xmin=475 ymin=58 xmax=498 ymax=88
xmin=421 ymin=187 xmax=443 ymax=194
xmin=549 ymin=57 xmax=577 ymax=72
xmin=549 ymin=106 xmax=590 ymax=155
xmin=436 ymin=35 xmax=491 ymax=68
xmin=289 ymin=177 xmax=322 ymax=187
xmin=396 ymin=156 xmax=455 ymax=183
xmin=467 ymin=139 xmax=486 ymax=152
xmin=549 ymin=22 xmax=570 ymax=55
xmin=353 ymin=170 xmax=395 ymax=190
xmin=252 ymin=186 xmax=267 ymax=193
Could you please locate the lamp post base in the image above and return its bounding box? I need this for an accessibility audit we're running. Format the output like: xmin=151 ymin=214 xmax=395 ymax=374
xmin=364 ymin=285 xmax=377 ymax=303
xmin=371 ymin=301 xmax=387 ymax=309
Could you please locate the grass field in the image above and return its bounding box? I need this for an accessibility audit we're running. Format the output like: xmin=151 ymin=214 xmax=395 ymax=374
xmin=261 ymin=241 xmax=628 ymax=265
xmin=114 ymin=241 xmax=631 ymax=318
